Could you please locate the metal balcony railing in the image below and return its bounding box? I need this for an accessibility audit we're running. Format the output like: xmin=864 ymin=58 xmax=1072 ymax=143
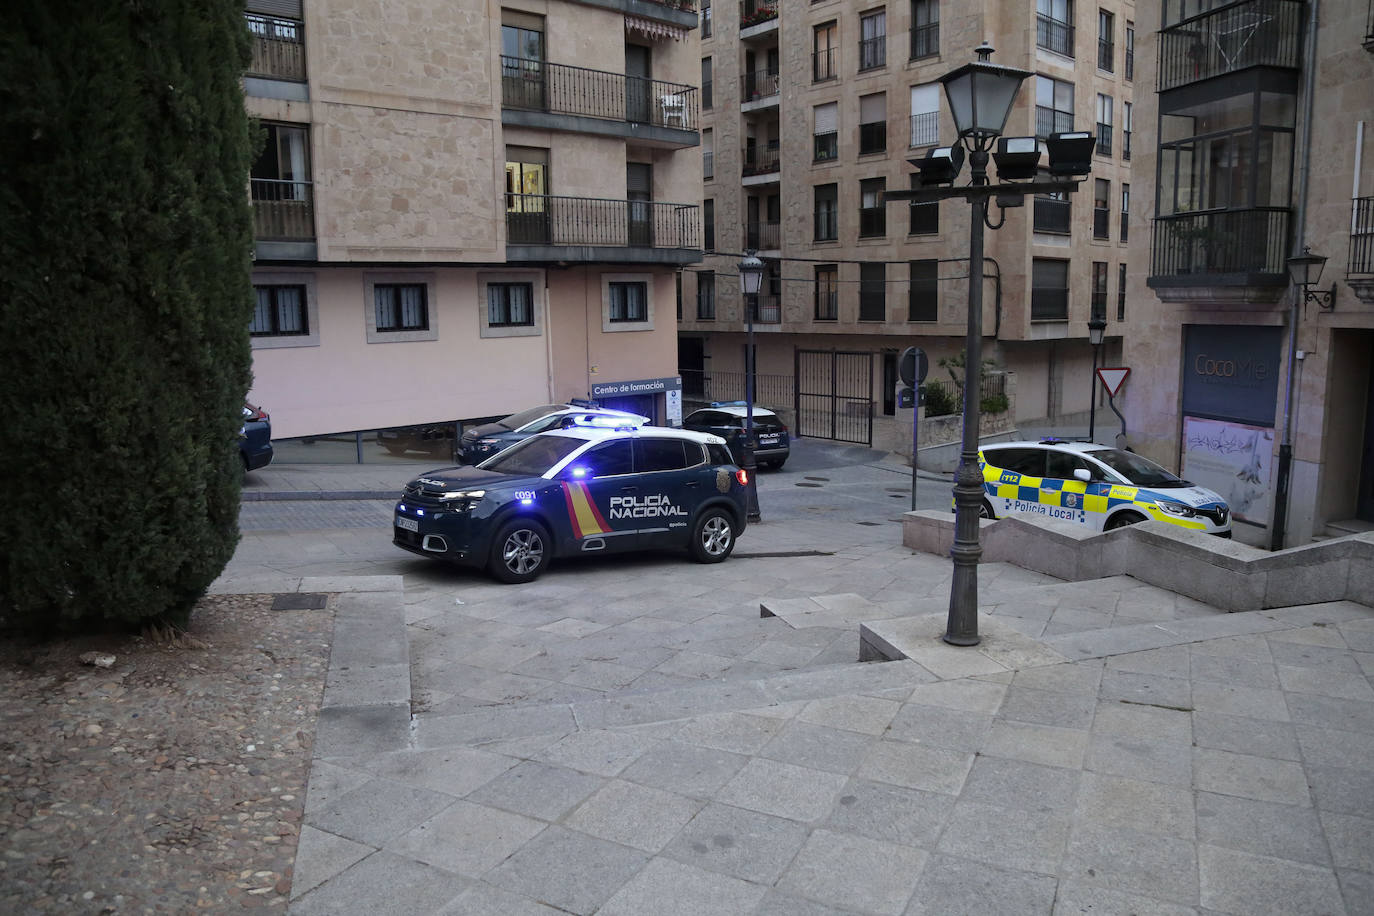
xmin=814 ymin=130 xmax=838 ymax=162
xmin=813 ymin=48 xmax=838 ymax=81
xmin=1123 ymin=129 xmax=1132 ymax=161
xmin=910 ymin=23 xmax=938 ymax=59
xmin=501 ymin=57 xmax=699 ymax=130
xmin=505 ymin=194 xmax=700 ymax=249
xmin=910 ymin=111 xmax=939 ymax=148
xmin=859 ymin=121 xmax=886 ymax=155
xmin=1096 ymin=122 xmax=1113 ymax=156
xmin=1150 ymin=208 xmax=1290 ymax=277
xmin=1158 ymin=0 xmax=1302 ymax=91
xmin=742 ymin=69 xmax=780 ymax=101
xmin=739 ymin=0 xmax=777 ymax=28
xmin=859 ymin=206 xmax=886 ymax=238
xmin=745 ymin=220 xmax=780 ymax=249
xmin=1120 ymin=209 xmax=1130 ymax=242
xmin=245 ymin=14 xmax=306 ymax=81
xmin=1093 ymin=206 xmax=1110 ymax=239
xmin=1036 ymin=106 xmax=1075 ymax=139
xmin=1034 ymin=197 xmax=1071 ymax=234
xmin=750 ymin=293 xmax=781 ymax=324
xmin=859 ymin=36 xmax=886 ymax=71
xmin=1098 ymin=38 xmax=1115 ymax=71
xmin=1037 ymin=15 xmax=1075 ymax=57
xmin=703 ymin=151 xmax=714 ymax=179
xmin=251 ymin=179 xmax=314 ymax=240
xmin=1351 ymin=197 xmax=1374 ymax=274
xmin=742 ymin=147 xmax=780 ymax=177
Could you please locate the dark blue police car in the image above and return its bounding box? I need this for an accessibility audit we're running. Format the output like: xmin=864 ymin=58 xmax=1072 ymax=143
xmin=392 ymin=420 xmax=750 ymax=583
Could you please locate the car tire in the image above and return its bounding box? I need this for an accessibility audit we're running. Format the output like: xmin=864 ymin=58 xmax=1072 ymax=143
xmin=1105 ymin=510 xmax=1146 ymax=531
xmin=488 ymin=518 xmax=551 ymax=583
xmin=689 ymin=508 xmax=736 ymax=564
xmin=979 ymin=498 xmax=996 ymax=519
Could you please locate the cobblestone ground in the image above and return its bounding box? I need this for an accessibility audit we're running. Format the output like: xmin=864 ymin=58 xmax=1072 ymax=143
xmin=0 ymin=595 xmax=334 ymax=913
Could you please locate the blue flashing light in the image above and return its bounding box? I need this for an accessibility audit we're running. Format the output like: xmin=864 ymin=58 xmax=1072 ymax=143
xmin=417 ymin=508 xmax=426 ymax=516
xmin=567 ymin=414 xmax=648 ymax=430
xmin=1040 ymin=437 xmax=1068 ymax=445
xmin=710 ymin=400 xmax=750 ymax=408
xmin=398 ymin=503 xmax=407 ymax=512
xmin=520 ymin=498 xmax=533 ymax=506
xmin=571 ymin=466 xmax=588 ymax=478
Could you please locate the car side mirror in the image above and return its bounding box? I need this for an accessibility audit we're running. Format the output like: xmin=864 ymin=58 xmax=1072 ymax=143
xmin=1073 ymin=468 xmax=1091 ymax=483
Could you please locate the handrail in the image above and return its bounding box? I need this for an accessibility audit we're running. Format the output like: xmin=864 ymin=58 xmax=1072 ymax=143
xmin=500 ymin=56 xmax=699 ymax=130
xmin=505 ymin=193 xmax=701 ymax=249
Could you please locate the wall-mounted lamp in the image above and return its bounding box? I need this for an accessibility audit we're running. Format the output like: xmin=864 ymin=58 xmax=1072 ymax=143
xmin=1286 ymin=247 xmax=1337 ymax=310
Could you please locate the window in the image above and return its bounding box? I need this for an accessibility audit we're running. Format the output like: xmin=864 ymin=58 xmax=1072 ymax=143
xmin=814 ymin=102 xmax=838 ymax=161
xmin=814 ymin=22 xmax=838 ymax=81
xmin=1034 ymin=189 xmax=1071 ymax=234
xmin=1035 ymin=76 xmax=1074 ymax=138
xmin=1031 ymin=258 xmax=1069 ymax=320
xmin=697 ymin=271 xmax=716 ymax=319
xmin=581 ymin=440 xmax=635 ymax=477
xmin=859 ymin=93 xmax=886 ymax=154
xmin=1120 ymin=183 xmax=1130 ymax=241
xmin=251 ymin=285 xmax=308 ymax=337
xmin=910 ymin=177 xmax=939 ymax=234
xmin=1116 ymin=263 xmax=1127 ymax=320
xmin=703 ymin=199 xmax=715 ymax=251
xmin=815 ymin=265 xmax=838 ymax=320
xmin=814 ymin=183 xmax=838 ymax=241
xmin=701 ymin=0 xmax=711 ymax=37
xmin=676 ymin=272 xmax=682 ymax=320
xmin=908 ymin=259 xmax=938 ymax=321
xmin=860 ymin=263 xmax=885 ymax=321
xmin=702 ymin=58 xmax=712 ymax=109
xmin=910 ymin=83 xmax=939 ymax=148
xmin=609 ymin=282 xmax=647 ymax=322
xmin=505 ymin=145 xmax=550 ymax=244
xmin=375 ymin=284 xmax=428 ymax=332
xmin=251 ymin=123 xmax=313 ymax=239
xmin=1036 ymin=0 xmax=1074 ymax=57
xmin=1124 ymin=21 xmax=1134 ymax=80
xmin=1096 ymin=94 xmax=1113 ymax=156
xmin=1097 ymin=9 xmax=1114 ymax=72
xmin=703 ymin=128 xmax=714 ymax=179
xmin=1091 ymin=261 xmax=1108 ymax=320
xmin=637 ymin=438 xmax=690 ymax=473
xmin=500 ymin=12 xmax=546 ymax=110
xmin=487 ymin=283 xmax=534 ymax=327
xmin=1093 ymin=178 xmax=1110 ymax=239
xmin=859 ymin=10 xmax=886 ymax=71
xmin=1122 ymin=101 xmax=1132 ymax=161
xmin=859 ymin=177 xmax=886 ymax=237
xmin=911 ymin=0 xmax=938 ymax=59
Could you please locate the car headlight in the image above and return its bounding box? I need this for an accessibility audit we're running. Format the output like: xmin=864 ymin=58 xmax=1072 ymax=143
xmin=476 ymin=438 xmax=502 ymax=449
xmin=439 ymin=489 xmax=485 ymax=502
xmin=1154 ymin=500 xmax=1196 ymax=518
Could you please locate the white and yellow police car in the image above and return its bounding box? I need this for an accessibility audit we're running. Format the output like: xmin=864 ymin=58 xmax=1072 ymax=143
xmin=392 ymin=418 xmax=751 ymax=582
xmin=977 ymin=439 xmax=1232 ymax=537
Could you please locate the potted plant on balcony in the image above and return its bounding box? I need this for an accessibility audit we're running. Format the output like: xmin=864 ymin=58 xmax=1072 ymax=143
xmin=741 ymin=6 xmax=777 ymax=28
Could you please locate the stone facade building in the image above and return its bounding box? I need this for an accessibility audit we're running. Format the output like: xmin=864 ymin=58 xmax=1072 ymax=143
xmin=1124 ymin=0 xmax=1374 ymax=546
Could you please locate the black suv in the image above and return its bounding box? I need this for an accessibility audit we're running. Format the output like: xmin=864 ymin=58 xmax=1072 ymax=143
xmin=682 ymin=403 xmax=790 ymax=469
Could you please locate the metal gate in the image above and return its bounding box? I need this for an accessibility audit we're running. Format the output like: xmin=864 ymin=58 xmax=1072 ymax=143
xmin=794 ymin=349 xmax=874 ymax=445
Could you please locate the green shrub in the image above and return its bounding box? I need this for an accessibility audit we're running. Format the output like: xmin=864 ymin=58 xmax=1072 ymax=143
xmin=980 ymin=393 xmax=1010 ymax=415
xmin=923 ymin=383 xmax=959 ymax=417
xmin=0 ymin=0 xmax=255 ymax=633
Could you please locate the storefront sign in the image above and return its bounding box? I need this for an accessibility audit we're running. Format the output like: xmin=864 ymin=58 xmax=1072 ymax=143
xmin=1181 ymin=326 xmax=1281 ymax=427
xmin=590 ymin=376 xmax=682 ymax=398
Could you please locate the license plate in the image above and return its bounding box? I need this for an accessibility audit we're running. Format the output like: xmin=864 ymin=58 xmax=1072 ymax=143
xmin=396 ymin=516 xmax=419 ymax=532
xmin=759 ymin=435 xmax=780 ymax=445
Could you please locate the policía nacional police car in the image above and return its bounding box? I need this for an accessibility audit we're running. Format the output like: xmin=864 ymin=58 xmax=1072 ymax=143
xmin=977 ymin=439 xmax=1232 ymax=537
xmin=392 ymin=418 xmax=751 ymax=582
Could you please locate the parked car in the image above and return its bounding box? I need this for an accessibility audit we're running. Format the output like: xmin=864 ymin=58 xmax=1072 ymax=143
xmin=977 ymin=438 xmax=1232 ymax=536
xmin=393 ymin=419 xmax=749 ymax=582
xmin=682 ymin=402 xmax=790 ymax=469
xmin=377 ymin=423 xmax=457 ymax=457
xmin=455 ymin=403 xmax=650 ymax=464
xmin=240 ymin=403 xmax=273 ymax=471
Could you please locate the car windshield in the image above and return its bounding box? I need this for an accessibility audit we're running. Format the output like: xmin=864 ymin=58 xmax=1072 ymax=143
xmin=479 ymin=434 xmax=584 ymax=476
xmin=1086 ymin=448 xmax=1188 ymax=488
xmin=499 ymin=404 xmax=564 ymax=431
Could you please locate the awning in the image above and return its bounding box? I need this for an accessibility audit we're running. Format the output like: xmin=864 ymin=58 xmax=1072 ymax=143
xmin=625 ymin=15 xmax=687 ymax=42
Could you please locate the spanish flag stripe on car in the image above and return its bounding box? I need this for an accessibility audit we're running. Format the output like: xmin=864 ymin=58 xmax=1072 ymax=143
xmin=562 ymin=481 xmax=613 ymax=539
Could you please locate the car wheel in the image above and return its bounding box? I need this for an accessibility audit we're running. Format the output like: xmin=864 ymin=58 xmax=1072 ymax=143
xmin=690 ymin=508 xmax=736 ymax=564
xmin=1105 ymin=510 xmax=1146 ymax=531
xmin=979 ymin=499 xmax=996 ymax=519
xmin=488 ymin=518 xmax=550 ymax=583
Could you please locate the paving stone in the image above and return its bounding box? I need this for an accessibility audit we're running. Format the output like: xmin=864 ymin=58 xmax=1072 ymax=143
xmin=387 ymin=800 xmax=546 ymax=877
xmin=1319 ymin=811 xmax=1374 ymax=872
xmin=1198 ymin=844 xmax=1346 ymax=916
xmin=753 ymin=890 xmax=858 ymax=915
xmin=822 ymin=778 xmax=955 ymax=848
xmin=998 ymin=685 xmax=1098 ymax=730
xmin=1196 ymin=792 xmax=1329 ymax=865
xmin=1105 ymin=645 xmax=1193 ymax=679
xmin=1076 ymin=772 xmax=1195 ymax=839
xmin=981 ymin=720 xmax=1090 ymax=769
xmin=1287 ymin=692 xmax=1374 ymax=736
xmin=905 ymin=678 xmax=1008 ymax=713
xmin=619 ymin=741 xmax=751 ymax=798
xmin=1192 ymin=711 xmax=1301 ymax=760
xmin=1307 ymin=763 xmax=1374 ymax=819
xmin=1336 ymin=867 xmax=1374 ymax=916
xmin=465 ymin=760 xmax=604 ymax=821
xmin=350 ymin=746 xmax=519 ymax=798
xmin=1189 ymin=682 xmax=1290 ymax=721
xmin=310 ymin=777 xmax=459 ymax=848
xmin=1193 ymin=748 xmax=1313 ymax=807
xmin=1099 ymin=669 xmax=1193 ymax=709
xmin=596 ymin=857 xmax=766 ymax=916
xmin=1267 ymin=640 xmax=1362 ymax=672
xmin=1011 ymin=661 xmax=1105 ymax=695
xmin=482 ymin=826 xmax=649 ymax=915
xmin=798 ymin=694 xmax=902 ymax=735
xmin=935 ymin=801 xmax=1070 ymax=874
xmin=884 ymin=702 xmax=996 ymax=752
xmin=1189 ymin=652 xmax=1281 ymax=688
xmin=662 ymin=802 xmax=811 ymax=885
xmin=532 ymin=729 xmax=658 ymax=778
xmin=716 ymin=757 xmax=849 ymax=822
xmin=1049 ymin=882 xmax=1199 ymax=916
xmin=962 ymin=755 xmax=1081 ymax=813
xmin=759 ymin=719 xmax=879 ymax=774
xmin=435 ymin=881 xmax=565 ymax=915
xmin=1084 ymin=733 xmax=1194 ymax=787
xmin=291 ymin=850 xmax=469 ymax=916
xmin=856 ymin=740 xmax=974 ymax=795
xmin=1092 ymin=699 xmax=1193 ymax=746
xmin=778 ymin=828 xmax=927 ymax=915
xmin=564 ymin=780 xmax=701 ymax=853
xmin=670 ymin=711 xmax=787 ymax=754
xmin=1062 ymin=822 xmax=1199 ymax=905
xmin=290 ymin=825 xmax=374 ymax=900
xmin=1278 ymin=664 xmax=1374 ymax=701
xmin=906 ymin=854 xmax=1058 ymax=916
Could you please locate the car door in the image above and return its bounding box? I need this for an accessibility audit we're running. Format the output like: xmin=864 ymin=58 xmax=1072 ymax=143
xmin=1042 ymin=451 xmax=1097 ymax=527
xmin=631 ymin=436 xmax=698 ymax=547
xmin=981 ymin=447 xmax=1046 ymax=517
xmin=558 ymin=439 xmax=641 ymax=552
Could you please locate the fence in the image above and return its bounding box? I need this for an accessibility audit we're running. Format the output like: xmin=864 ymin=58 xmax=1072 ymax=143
xmin=1150 ymin=208 xmax=1289 ymax=277
xmin=505 ymin=194 xmax=700 ymax=249
xmin=679 ymin=369 xmax=792 ymax=407
xmin=922 ymin=372 xmax=1010 ymax=418
xmin=251 ymin=179 xmax=314 ymax=240
xmin=1157 ymin=0 xmax=1302 ymax=91
xmin=500 ymin=57 xmax=698 ymax=130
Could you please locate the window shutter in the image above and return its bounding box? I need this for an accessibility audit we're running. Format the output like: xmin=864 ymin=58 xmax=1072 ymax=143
xmin=910 ymin=83 xmax=939 ymax=116
xmin=246 ymin=0 xmax=302 ymax=18
xmin=859 ymin=93 xmax=885 ymax=124
xmin=814 ymin=102 xmax=837 ymax=135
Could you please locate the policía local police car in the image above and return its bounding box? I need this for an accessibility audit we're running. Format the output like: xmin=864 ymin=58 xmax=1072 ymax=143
xmin=978 ymin=439 xmax=1232 ymax=537
xmin=392 ymin=419 xmax=751 ymax=582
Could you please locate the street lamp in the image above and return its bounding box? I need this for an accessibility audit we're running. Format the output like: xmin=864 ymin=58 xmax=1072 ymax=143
xmin=1087 ymin=311 xmax=1107 ymax=443
xmin=1286 ymin=247 xmax=1336 ymax=310
xmin=883 ymin=43 xmax=1092 ymax=646
xmin=738 ymin=250 xmax=764 ymax=522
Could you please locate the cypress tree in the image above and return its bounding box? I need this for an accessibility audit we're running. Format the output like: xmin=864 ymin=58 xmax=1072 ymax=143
xmin=0 ymin=0 xmax=255 ymax=632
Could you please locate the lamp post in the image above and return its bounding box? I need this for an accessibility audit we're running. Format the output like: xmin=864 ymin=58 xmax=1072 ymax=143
xmin=1087 ymin=311 xmax=1106 ymax=443
xmin=738 ymin=251 xmax=764 ymax=522
xmin=883 ymin=43 xmax=1093 ymax=646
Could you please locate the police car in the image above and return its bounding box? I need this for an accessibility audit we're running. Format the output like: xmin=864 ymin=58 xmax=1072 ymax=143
xmin=392 ymin=419 xmax=751 ymax=582
xmin=455 ymin=403 xmax=650 ymax=464
xmin=682 ymin=402 xmax=790 ymax=469
xmin=977 ymin=439 xmax=1232 ymax=537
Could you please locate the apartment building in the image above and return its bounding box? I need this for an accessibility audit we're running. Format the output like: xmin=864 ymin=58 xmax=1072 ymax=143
xmin=242 ymin=0 xmax=702 ymax=460
xmin=682 ymin=0 xmax=1135 ymax=451
xmin=1123 ymin=0 xmax=1374 ymax=547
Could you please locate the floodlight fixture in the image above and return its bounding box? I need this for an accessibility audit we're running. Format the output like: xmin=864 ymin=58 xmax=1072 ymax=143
xmin=909 ymin=144 xmax=965 ymax=187
xmin=992 ymin=136 xmax=1041 ymax=180
xmin=1046 ymin=131 xmax=1096 ymax=177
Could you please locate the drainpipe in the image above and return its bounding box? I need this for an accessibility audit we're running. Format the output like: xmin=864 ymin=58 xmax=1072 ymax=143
xmin=1270 ymin=0 xmax=1320 ymax=551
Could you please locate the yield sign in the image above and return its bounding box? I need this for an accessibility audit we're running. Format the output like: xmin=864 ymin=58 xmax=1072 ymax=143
xmin=1097 ymin=367 xmax=1130 ymax=397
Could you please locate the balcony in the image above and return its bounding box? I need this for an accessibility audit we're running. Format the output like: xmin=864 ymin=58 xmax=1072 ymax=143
xmin=1098 ymin=38 xmax=1114 ymax=72
xmin=572 ymin=0 xmax=698 ymax=30
xmin=1148 ymin=208 xmax=1290 ymax=297
xmin=745 ymin=220 xmax=780 ymax=249
xmin=742 ymin=145 xmax=780 ymax=181
xmin=1037 ymin=14 xmax=1075 ymax=57
xmin=814 ymin=130 xmax=838 ymax=162
xmin=505 ymin=194 xmax=702 ymax=265
xmin=910 ymin=23 xmax=939 ymax=60
xmin=859 ymin=206 xmax=886 ymax=238
xmin=739 ymin=0 xmax=778 ymax=33
xmin=1158 ymin=0 xmax=1302 ymax=92
xmin=749 ymin=293 xmax=781 ymax=324
xmin=813 ymin=48 xmax=838 ymax=82
xmin=245 ymin=14 xmax=305 ymax=82
xmin=501 ymin=57 xmax=699 ymax=146
xmin=909 ymin=111 xmax=939 ymax=148
xmin=859 ymin=36 xmax=887 ymax=71
xmin=741 ymin=69 xmax=780 ymax=105
xmin=1093 ymin=206 xmax=1110 ymax=240
xmin=1096 ymin=122 xmax=1113 ymax=157
xmin=1035 ymin=106 xmax=1074 ymax=139
xmin=251 ymin=179 xmax=315 ymax=260
xmin=1350 ymin=197 xmax=1374 ymax=302
xmin=1034 ymin=197 xmax=1071 ymax=235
